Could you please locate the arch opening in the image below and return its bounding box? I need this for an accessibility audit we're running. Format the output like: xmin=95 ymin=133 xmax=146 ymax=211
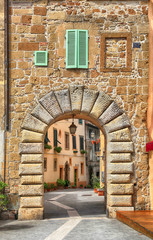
xmin=18 ymin=85 xmax=134 ymax=220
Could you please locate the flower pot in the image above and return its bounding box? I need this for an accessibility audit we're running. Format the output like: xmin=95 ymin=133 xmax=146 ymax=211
xmin=94 ymin=188 xmax=98 ymax=193
xmin=98 ymin=191 xmax=104 ymax=196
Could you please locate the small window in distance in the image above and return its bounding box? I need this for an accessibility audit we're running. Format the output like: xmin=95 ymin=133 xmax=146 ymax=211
xmin=54 ymin=158 xmax=57 ymax=171
xmin=78 ymin=119 xmax=83 ymax=124
xmin=53 ymin=128 xmax=58 ymax=147
xmin=72 ymin=135 xmax=76 ymax=149
xmin=89 ymin=129 xmax=92 ymax=139
xmin=69 ymin=157 xmax=72 ymax=166
xmin=65 ymin=132 xmax=69 ymax=150
xmin=81 ymin=162 xmax=84 ymax=175
xmin=80 ymin=136 xmax=84 ymax=151
xmin=44 ymin=158 xmax=47 ymax=171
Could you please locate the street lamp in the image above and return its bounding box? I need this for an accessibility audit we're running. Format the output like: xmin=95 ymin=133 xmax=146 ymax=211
xmin=69 ymin=117 xmax=77 ymax=135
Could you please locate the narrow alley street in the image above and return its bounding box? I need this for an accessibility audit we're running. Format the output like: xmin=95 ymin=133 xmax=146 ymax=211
xmin=0 ymin=189 xmax=150 ymax=240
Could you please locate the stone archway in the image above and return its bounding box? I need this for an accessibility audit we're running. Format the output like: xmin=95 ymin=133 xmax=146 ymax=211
xmin=18 ymin=85 xmax=134 ymax=220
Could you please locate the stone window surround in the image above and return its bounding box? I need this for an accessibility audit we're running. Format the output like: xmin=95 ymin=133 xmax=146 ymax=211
xmin=100 ymin=32 xmax=132 ymax=72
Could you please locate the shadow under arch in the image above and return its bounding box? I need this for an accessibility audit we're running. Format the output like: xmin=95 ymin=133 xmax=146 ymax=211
xmin=18 ymin=85 xmax=134 ymax=220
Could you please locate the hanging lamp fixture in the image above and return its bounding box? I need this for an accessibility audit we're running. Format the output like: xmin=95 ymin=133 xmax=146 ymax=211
xmin=69 ymin=115 xmax=77 ymax=135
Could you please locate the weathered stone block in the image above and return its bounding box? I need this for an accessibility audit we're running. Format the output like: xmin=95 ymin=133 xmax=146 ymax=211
xmin=70 ymin=85 xmax=84 ymax=112
xmin=18 ymin=208 xmax=43 ymax=220
xmin=90 ymin=92 xmax=112 ymax=119
xmin=19 ymin=164 xmax=43 ymax=175
xmin=81 ymin=89 xmax=98 ymax=114
xmin=19 ymin=185 xmax=43 ymax=196
xmin=109 ymin=142 xmax=133 ymax=153
xmin=109 ymin=195 xmax=132 ymax=207
xmin=108 ymin=174 xmax=131 ymax=183
xmin=21 ymin=175 xmax=43 ymax=185
xmin=48 ymin=11 xmax=66 ymax=20
xmin=21 ymin=154 xmax=43 ymax=163
xmin=18 ymin=43 xmax=39 ymax=51
xmin=104 ymin=113 xmax=130 ymax=133
xmin=20 ymin=196 xmax=43 ymax=208
xmin=31 ymin=103 xmax=53 ymax=125
xmin=39 ymin=91 xmax=62 ymax=118
xmin=19 ymin=143 xmax=43 ymax=154
xmin=22 ymin=130 xmax=43 ymax=143
xmin=22 ymin=113 xmax=47 ymax=133
xmin=110 ymin=153 xmax=131 ymax=162
xmin=109 ymin=163 xmax=133 ymax=174
xmin=108 ymin=184 xmax=133 ymax=195
xmin=109 ymin=128 xmax=131 ymax=142
xmin=99 ymin=101 xmax=123 ymax=125
xmin=55 ymin=89 xmax=71 ymax=113
xmin=108 ymin=207 xmax=134 ymax=218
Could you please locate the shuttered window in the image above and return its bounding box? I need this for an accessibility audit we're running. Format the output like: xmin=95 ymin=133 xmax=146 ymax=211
xmin=66 ymin=29 xmax=88 ymax=69
xmin=72 ymin=135 xmax=76 ymax=149
xmin=80 ymin=136 xmax=84 ymax=151
xmin=54 ymin=128 xmax=58 ymax=147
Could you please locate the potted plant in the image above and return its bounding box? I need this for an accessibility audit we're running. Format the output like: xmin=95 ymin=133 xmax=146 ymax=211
xmin=80 ymin=150 xmax=87 ymax=154
xmin=92 ymin=175 xmax=100 ymax=193
xmin=98 ymin=186 xmax=105 ymax=196
xmin=44 ymin=144 xmax=52 ymax=150
xmin=86 ymin=184 xmax=91 ymax=188
xmin=44 ymin=182 xmax=48 ymax=192
xmin=73 ymin=150 xmax=78 ymax=153
xmin=0 ymin=181 xmax=8 ymax=212
xmin=54 ymin=146 xmax=62 ymax=153
xmin=71 ymin=185 xmax=76 ymax=189
xmin=79 ymin=184 xmax=83 ymax=189
xmin=56 ymin=179 xmax=65 ymax=189
xmin=50 ymin=183 xmax=55 ymax=191
xmin=64 ymin=180 xmax=70 ymax=189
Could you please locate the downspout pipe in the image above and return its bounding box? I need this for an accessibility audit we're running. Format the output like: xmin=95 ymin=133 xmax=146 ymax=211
xmin=6 ymin=0 xmax=9 ymax=131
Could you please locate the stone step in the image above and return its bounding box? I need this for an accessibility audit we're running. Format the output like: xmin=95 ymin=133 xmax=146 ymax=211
xmin=117 ymin=210 xmax=153 ymax=239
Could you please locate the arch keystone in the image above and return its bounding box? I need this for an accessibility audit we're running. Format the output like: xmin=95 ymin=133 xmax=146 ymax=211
xmin=69 ymin=85 xmax=84 ymax=112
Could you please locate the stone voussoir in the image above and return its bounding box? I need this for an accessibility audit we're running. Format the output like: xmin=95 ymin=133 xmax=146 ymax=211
xmin=21 ymin=175 xmax=43 ymax=185
xmin=39 ymin=91 xmax=62 ymax=118
xmin=99 ymin=101 xmax=123 ymax=125
xmin=21 ymin=113 xmax=47 ymax=133
xmin=20 ymin=196 xmax=43 ymax=208
xmin=21 ymin=154 xmax=43 ymax=163
xmin=108 ymin=183 xmax=133 ymax=195
xmin=108 ymin=128 xmax=131 ymax=142
xmin=69 ymin=85 xmax=84 ymax=112
xmin=109 ymin=162 xmax=133 ymax=174
xmin=90 ymin=92 xmax=112 ymax=119
xmin=55 ymin=89 xmax=71 ymax=113
xmin=19 ymin=164 xmax=43 ymax=175
xmin=22 ymin=130 xmax=43 ymax=143
xmin=81 ymin=89 xmax=98 ymax=114
xmin=19 ymin=143 xmax=44 ymax=154
xmin=109 ymin=142 xmax=133 ymax=153
xmin=103 ymin=113 xmax=131 ymax=133
xmin=31 ymin=103 xmax=53 ymax=125
xmin=19 ymin=185 xmax=43 ymax=196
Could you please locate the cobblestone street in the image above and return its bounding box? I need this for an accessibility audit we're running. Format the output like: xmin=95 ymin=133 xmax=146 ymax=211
xmin=0 ymin=190 xmax=150 ymax=240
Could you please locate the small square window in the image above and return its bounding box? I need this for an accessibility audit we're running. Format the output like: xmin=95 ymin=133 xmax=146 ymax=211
xmin=35 ymin=51 xmax=48 ymax=66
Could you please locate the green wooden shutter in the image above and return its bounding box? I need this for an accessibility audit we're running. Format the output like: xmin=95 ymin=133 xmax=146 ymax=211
xmin=66 ymin=30 xmax=77 ymax=68
xmin=80 ymin=136 xmax=84 ymax=150
xmin=72 ymin=135 xmax=76 ymax=149
xmin=54 ymin=129 xmax=57 ymax=147
xmin=78 ymin=30 xmax=88 ymax=69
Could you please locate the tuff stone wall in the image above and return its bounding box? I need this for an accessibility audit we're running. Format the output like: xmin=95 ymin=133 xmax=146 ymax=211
xmin=2 ymin=0 xmax=149 ymax=215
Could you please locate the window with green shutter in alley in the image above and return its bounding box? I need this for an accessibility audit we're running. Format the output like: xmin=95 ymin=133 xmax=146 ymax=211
xmin=66 ymin=29 xmax=88 ymax=69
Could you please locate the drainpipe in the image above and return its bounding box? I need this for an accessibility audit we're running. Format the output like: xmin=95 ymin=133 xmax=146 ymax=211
xmin=6 ymin=0 xmax=9 ymax=131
